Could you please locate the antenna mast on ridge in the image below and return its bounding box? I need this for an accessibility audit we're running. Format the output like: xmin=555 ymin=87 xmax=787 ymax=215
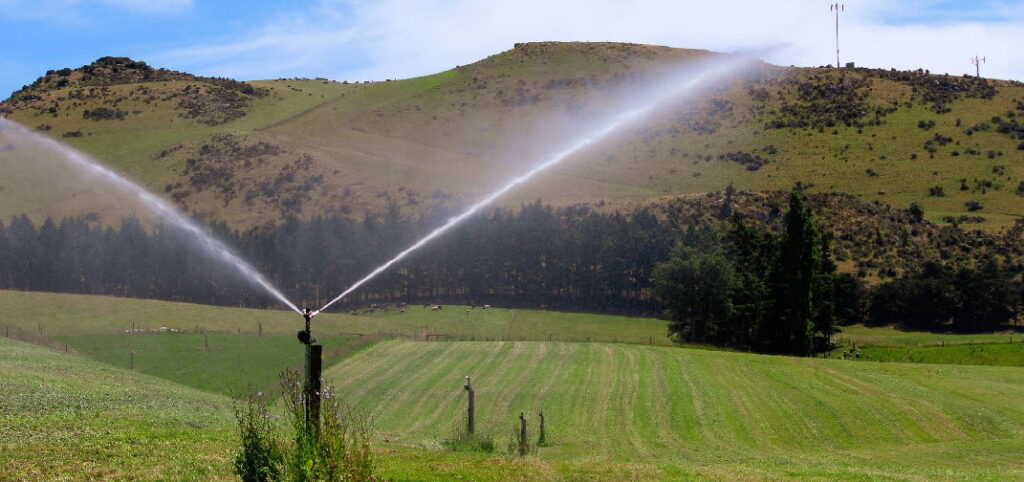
xmin=971 ymin=55 xmax=986 ymax=78
xmin=830 ymin=2 xmax=845 ymax=68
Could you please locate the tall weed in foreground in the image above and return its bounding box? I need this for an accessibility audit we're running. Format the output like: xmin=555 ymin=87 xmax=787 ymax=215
xmin=234 ymin=392 xmax=283 ymax=482
xmin=234 ymin=369 xmax=377 ymax=481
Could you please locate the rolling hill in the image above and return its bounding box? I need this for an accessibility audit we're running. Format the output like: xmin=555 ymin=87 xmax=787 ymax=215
xmin=3 ymin=43 xmax=1023 ymax=231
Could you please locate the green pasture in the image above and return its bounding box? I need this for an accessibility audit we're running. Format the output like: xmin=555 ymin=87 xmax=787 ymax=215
xmin=838 ymin=324 xmax=1022 ymax=347
xmin=51 ymin=333 xmax=357 ymax=397
xmin=7 ymin=333 xmax=1024 ymax=480
xmin=6 ymin=290 xmax=1024 ymax=479
xmin=0 ymin=289 xmax=671 ymax=344
xmin=0 ymin=336 xmax=236 ymax=481
xmin=854 ymin=343 xmax=1024 ymax=367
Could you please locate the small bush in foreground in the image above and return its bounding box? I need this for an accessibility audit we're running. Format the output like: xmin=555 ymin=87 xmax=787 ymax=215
xmin=234 ymin=370 xmax=377 ymax=482
xmin=441 ymin=424 xmax=496 ymax=453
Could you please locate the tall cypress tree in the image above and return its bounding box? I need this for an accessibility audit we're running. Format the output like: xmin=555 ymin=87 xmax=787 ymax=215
xmin=764 ymin=188 xmax=828 ymax=355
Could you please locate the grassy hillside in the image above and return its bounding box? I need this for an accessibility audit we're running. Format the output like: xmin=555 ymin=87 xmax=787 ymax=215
xmin=328 ymin=339 xmax=1024 ymax=479
xmin=4 ymin=43 xmax=1023 ymax=231
xmin=0 ymin=336 xmax=237 ymax=480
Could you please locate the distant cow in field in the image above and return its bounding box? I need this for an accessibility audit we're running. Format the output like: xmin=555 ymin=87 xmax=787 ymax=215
xmin=431 ymin=305 xmax=443 ymax=311
xmin=483 ymin=305 xmax=491 ymax=310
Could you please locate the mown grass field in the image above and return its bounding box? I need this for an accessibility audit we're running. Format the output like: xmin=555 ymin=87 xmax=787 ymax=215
xmin=328 ymin=339 xmax=1024 ymax=479
xmin=0 ymin=288 xmax=669 ymax=400
xmin=8 ymin=331 xmax=1024 ymax=480
xmin=6 ymin=291 xmax=1024 ymax=480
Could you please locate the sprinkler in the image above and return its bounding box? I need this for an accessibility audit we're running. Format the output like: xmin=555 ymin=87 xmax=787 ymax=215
xmin=297 ymin=307 xmax=317 ymax=345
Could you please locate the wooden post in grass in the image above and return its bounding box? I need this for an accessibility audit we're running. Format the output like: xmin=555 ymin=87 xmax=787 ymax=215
xmin=518 ymin=412 xmax=528 ymax=457
xmin=204 ymin=332 xmax=209 ymax=352
xmin=464 ymin=376 xmax=475 ymax=434
xmin=258 ymin=322 xmax=262 ymax=337
xmin=537 ymin=410 xmax=546 ymax=446
xmin=129 ymin=351 xmax=134 ymax=370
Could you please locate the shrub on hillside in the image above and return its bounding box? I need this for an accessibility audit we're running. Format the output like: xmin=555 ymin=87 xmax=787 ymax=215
xmin=908 ymin=202 xmax=925 ymax=222
xmin=82 ymin=107 xmax=126 ymax=120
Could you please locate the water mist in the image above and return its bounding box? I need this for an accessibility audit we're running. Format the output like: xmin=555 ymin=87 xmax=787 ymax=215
xmin=313 ymin=54 xmax=759 ymax=316
xmin=0 ymin=119 xmax=301 ymax=314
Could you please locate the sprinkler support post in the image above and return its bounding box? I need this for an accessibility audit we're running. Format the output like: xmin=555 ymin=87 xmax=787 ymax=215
xmin=299 ymin=308 xmax=322 ymax=436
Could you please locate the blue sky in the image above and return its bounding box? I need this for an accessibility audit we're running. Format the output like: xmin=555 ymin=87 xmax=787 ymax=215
xmin=2 ymin=0 xmax=1023 ymax=98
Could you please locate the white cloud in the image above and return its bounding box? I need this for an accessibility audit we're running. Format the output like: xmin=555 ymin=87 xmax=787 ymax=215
xmin=152 ymin=0 xmax=1024 ymax=82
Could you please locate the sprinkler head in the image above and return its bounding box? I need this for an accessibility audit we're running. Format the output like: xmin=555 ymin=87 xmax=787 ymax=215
xmin=297 ymin=307 xmax=317 ymax=345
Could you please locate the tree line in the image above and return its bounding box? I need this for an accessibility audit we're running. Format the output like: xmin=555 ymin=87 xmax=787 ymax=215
xmin=0 ymin=193 xmax=1019 ymax=354
xmin=0 ymin=201 xmax=674 ymax=314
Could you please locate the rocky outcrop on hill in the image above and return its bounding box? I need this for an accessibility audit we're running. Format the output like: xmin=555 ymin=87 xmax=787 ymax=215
xmin=5 ymin=56 xmax=266 ymax=104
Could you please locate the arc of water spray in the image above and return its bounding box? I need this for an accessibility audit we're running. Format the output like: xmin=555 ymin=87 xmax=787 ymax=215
xmin=312 ymin=57 xmax=752 ymax=317
xmin=0 ymin=119 xmax=302 ymax=315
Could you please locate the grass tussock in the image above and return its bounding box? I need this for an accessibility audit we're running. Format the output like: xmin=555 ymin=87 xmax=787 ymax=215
xmin=440 ymin=424 xmax=496 ymax=453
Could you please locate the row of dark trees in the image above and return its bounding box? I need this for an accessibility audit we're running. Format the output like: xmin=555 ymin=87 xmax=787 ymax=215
xmin=871 ymin=261 xmax=1021 ymax=333
xmin=0 ymin=201 xmax=674 ymax=315
xmin=1 ymin=194 xmax=1020 ymax=354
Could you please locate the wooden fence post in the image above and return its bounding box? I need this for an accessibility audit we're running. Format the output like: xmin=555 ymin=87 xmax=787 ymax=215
xmin=518 ymin=412 xmax=528 ymax=456
xmin=538 ymin=410 xmax=546 ymax=446
xmin=464 ymin=376 xmax=475 ymax=434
